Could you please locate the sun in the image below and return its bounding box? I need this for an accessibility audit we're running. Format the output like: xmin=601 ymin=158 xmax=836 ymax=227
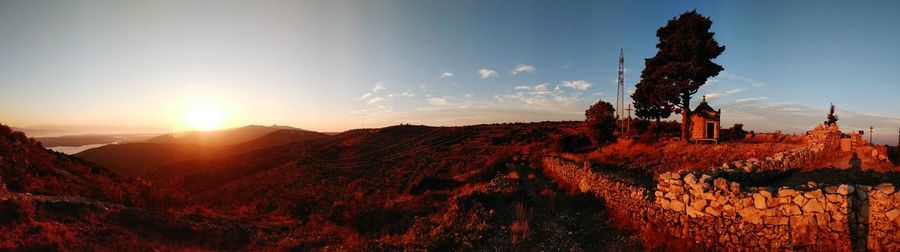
xmin=184 ymin=103 xmax=225 ymax=131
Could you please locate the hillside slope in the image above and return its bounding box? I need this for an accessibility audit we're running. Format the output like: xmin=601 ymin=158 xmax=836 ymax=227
xmin=76 ymin=127 xmax=328 ymax=177
xmin=142 ymin=125 xmax=305 ymax=146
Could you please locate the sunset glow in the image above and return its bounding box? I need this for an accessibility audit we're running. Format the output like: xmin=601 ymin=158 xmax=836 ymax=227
xmin=184 ymin=103 xmax=225 ymax=131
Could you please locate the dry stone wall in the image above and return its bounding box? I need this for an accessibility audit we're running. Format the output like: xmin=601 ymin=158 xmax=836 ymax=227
xmin=543 ymin=155 xmax=900 ymax=251
xmin=656 ymin=171 xmax=853 ymax=250
xmin=861 ymin=184 xmax=900 ymax=251
xmin=717 ymin=124 xmax=841 ymax=173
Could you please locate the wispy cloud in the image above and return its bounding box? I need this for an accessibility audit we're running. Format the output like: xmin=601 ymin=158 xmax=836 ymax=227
xmin=725 ymin=88 xmax=746 ymax=94
xmin=511 ymin=64 xmax=535 ymax=75
xmin=358 ymin=82 xmax=387 ymax=100
xmin=479 ymin=68 xmax=498 ymax=79
xmin=367 ymin=97 xmax=385 ymax=105
xmin=373 ymin=82 xmax=386 ymax=93
xmin=427 ymin=97 xmax=448 ymax=105
xmin=514 ymin=85 xmax=531 ymax=91
xmin=388 ymin=92 xmax=415 ymax=98
xmin=440 ymin=72 xmax=454 ymax=79
xmin=559 ymin=80 xmax=591 ymax=91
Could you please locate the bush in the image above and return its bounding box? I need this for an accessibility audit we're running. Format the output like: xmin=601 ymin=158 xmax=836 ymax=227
xmin=557 ymin=134 xmax=592 ymax=153
xmin=584 ymin=100 xmax=617 ymax=146
xmin=0 ymin=198 xmax=34 ymax=225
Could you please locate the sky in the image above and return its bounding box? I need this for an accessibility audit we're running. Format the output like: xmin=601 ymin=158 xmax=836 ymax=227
xmin=0 ymin=0 xmax=898 ymax=144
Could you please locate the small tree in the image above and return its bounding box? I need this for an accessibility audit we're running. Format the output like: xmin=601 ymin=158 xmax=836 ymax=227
xmin=632 ymin=76 xmax=676 ymax=140
xmin=642 ymin=11 xmax=725 ymax=142
xmin=585 ymin=100 xmax=617 ymax=146
xmin=825 ymin=103 xmax=839 ymax=126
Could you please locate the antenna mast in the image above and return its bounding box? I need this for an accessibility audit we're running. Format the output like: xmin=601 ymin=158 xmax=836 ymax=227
xmin=617 ymin=48 xmax=625 ymax=131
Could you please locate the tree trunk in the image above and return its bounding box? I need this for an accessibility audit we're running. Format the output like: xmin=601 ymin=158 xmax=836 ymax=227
xmin=655 ymin=116 xmax=661 ymax=141
xmin=681 ymin=95 xmax=692 ymax=143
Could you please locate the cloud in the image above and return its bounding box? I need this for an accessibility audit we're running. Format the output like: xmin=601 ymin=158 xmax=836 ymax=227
xmin=710 ymin=72 xmax=765 ymax=87
xmin=367 ymin=97 xmax=385 ymax=105
xmin=514 ymin=85 xmax=531 ymax=91
xmin=510 ymin=64 xmax=535 ymax=75
xmin=732 ymin=97 xmax=768 ymax=104
xmin=479 ymin=68 xmax=498 ymax=79
xmin=440 ymin=72 xmax=454 ymax=79
xmin=373 ymin=82 xmax=386 ymax=93
xmin=388 ymin=92 xmax=415 ymax=98
xmin=534 ymin=83 xmax=549 ymax=91
xmin=358 ymin=82 xmax=388 ymax=101
xmin=427 ymin=97 xmax=448 ymax=105
xmin=725 ymin=88 xmax=746 ymax=94
xmin=559 ymin=80 xmax=591 ymax=91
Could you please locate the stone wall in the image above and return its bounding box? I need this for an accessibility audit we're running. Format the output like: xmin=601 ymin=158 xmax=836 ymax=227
xmin=542 ymin=155 xmax=900 ymax=251
xmin=717 ymin=124 xmax=841 ymax=173
xmin=656 ymin=171 xmax=852 ymax=250
xmin=861 ymin=184 xmax=900 ymax=251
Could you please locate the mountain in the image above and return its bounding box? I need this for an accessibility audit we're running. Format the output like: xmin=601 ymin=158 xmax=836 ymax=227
xmin=75 ymin=126 xmax=328 ymax=177
xmin=142 ymin=125 xmax=303 ymax=146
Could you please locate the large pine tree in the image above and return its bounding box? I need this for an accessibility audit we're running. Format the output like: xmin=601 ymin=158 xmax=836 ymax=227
xmin=642 ymin=11 xmax=725 ymax=142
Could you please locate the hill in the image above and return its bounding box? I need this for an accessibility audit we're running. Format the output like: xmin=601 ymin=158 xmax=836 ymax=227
xmin=3 ymin=121 xmax=647 ymax=250
xmin=142 ymin=125 xmax=304 ymax=146
xmin=75 ymin=126 xmax=328 ymax=177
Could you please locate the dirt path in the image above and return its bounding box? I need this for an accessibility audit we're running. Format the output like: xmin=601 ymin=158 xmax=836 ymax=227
xmin=500 ymin=160 xmax=643 ymax=251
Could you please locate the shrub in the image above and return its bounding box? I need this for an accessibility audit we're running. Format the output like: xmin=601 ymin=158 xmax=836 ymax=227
xmin=0 ymin=198 xmax=34 ymax=225
xmin=584 ymin=100 xmax=617 ymax=146
xmin=557 ymin=134 xmax=592 ymax=153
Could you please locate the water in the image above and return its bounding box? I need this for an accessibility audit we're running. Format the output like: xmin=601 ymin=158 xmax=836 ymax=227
xmin=48 ymin=143 xmax=111 ymax=155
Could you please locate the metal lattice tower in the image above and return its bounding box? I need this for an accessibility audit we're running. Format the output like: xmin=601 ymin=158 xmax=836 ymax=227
xmin=616 ymin=48 xmax=625 ymax=122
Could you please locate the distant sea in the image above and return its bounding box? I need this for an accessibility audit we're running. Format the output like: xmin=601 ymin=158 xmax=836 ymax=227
xmin=48 ymin=143 xmax=110 ymax=155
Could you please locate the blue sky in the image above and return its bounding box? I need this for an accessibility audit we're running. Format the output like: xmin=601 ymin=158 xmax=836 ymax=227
xmin=0 ymin=0 xmax=898 ymax=143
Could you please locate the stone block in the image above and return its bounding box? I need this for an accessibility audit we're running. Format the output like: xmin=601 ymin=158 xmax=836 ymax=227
xmin=686 ymin=205 xmax=706 ymax=218
xmin=814 ymin=213 xmax=830 ymax=225
xmin=781 ymin=204 xmax=802 ymax=215
xmin=684 ymin=173 xmax=697 ymax=185
xmin=753 ymin=193 xmax=768 ymax=209
xmin=705 ymin=206 xmax=721 ymax=217
xmin=762 ymin=208 xmax=778 ymax=217
xmin=826 ymin=194 xmax=843 ymax=203
xmin=740 ymin=197 xmax=753 ymax=208
xmin=670 ymin=200 xmax=685 ymax=212
xmin=730 ymin=182 xmax=741 ymax=194
xmin=714 ymin=177 xmax=728 ymax=191
xmin=837 ymin=184 xmax=853 ymax=195
xmin=778 ymin=188 xmax=799 ymax=197
xmin=722 ymin=204 xmax=736 ymax=217
xmin=886 ymin=208 xmax=900 ymax=221
xmin=803 ymin=199 xmax=825 ymax=213
xmin=804 ymin=189 xmax=823 ymax=198
xmin=657 ymin=198 xmax=671 ymax=209
xmin=764 ymin=216 xmax=789 ymax=225
xmin=691 ymin=198 xmax=708 ymax=211
xmin=739 ymin=208 xmax=761 ymax=224
xmin=665 ymin=192 xmax=677 ymax=200
xmin=876 ymin=183 xmax=895 ymax=194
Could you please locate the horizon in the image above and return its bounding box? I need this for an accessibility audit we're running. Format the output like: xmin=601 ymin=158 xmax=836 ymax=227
xmin=1 ymin=1 xmax=899 ymax=144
